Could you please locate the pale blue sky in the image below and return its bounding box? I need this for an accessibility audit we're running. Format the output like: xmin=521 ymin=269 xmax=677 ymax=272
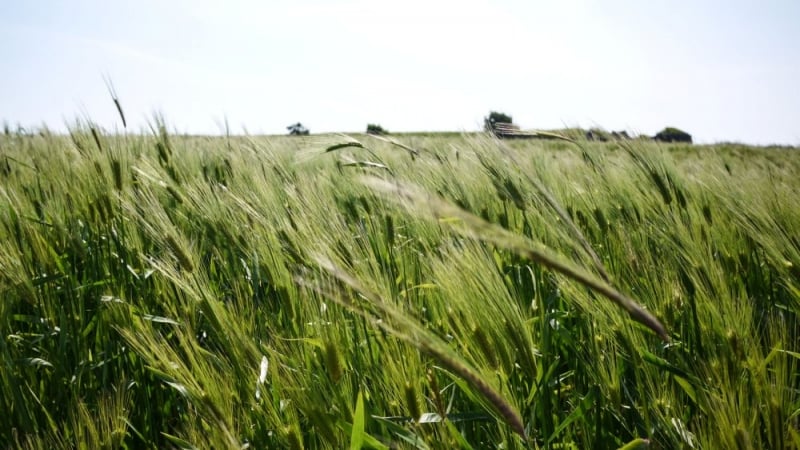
xmin=1 ymin=0 xmax=798 ymax=144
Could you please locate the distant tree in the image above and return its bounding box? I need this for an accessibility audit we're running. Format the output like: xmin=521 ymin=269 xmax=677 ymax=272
xmin=654 ymin=127 xmax=692 ymax=143
xmin=484 ymin=111 xmax=513 ymax=132
xmin=366 ymin=124 xmax=388 ymax=135
xmin=287 ymin=122 xmax=309 ymax=136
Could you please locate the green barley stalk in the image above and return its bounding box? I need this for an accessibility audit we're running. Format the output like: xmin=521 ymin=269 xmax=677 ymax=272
xmin=307 ymin=256 xmax=529 ymax=440
xmin=361 ymin=176 xmax=668 ymax=341
xmin=103 ymin=75 xmax=127 ymax=129
xmin=491 ymin=141 xmax=613 ymax=283
xmin=363 ymin=132 xmax=421 ymax=157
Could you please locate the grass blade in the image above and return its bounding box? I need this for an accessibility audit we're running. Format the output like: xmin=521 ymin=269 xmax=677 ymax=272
xmin=351 ymin=390 xmax=365 ymax=450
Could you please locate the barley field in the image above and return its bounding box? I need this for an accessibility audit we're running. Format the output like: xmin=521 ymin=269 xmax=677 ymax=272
xmin=1 ymin=123 xmax=798 ymax=449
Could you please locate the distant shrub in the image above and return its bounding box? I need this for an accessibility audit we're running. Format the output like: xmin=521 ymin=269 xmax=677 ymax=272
xmin=654 ymin=127 xmax=692 ymax=143
xmin=287 ymin=122 xmax=309 ymax=136
xmin=366 ymin=124 xmax=388 ymax=135
xmin=484 ymin=111 xmax=513 ymax=132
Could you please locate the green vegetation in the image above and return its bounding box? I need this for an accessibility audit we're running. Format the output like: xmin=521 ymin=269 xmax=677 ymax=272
xmin=287 ymin=122 xmax=310 ymax=136
xmin=486 ymin=111 xmax=513 ymax=124
xmin=1 ymin=123 xmax=799 ymax=449
xmin=654 ymin=127 xmax=693 ymax=144
xmin=366 ymin=124 xmax=389 ymax=135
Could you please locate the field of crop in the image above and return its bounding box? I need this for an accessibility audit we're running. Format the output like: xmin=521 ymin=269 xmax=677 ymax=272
xmin=1 ymin=123 xmax=799 ymax=449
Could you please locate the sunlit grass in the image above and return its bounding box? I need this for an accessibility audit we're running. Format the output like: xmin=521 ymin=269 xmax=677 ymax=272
xmin=1 ymin=122 xmax=798 ymax=449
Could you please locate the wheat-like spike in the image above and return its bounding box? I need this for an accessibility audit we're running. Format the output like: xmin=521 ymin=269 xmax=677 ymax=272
xmin=361 ymin=177 xmax=669 ymax=342
xmin=307 ymin=256 xmax=528 ymax=440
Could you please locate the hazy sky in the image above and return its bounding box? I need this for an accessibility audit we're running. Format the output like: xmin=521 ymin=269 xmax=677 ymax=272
xmin=2 ymin=0 xmax=799 ymax=144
